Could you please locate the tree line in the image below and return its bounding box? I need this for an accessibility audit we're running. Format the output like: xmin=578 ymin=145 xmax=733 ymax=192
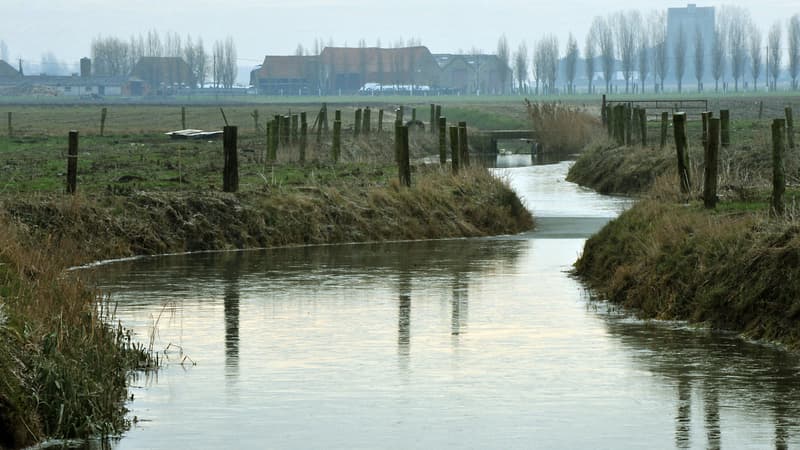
xmin=495 ymin=7 xmax=800 ymax=95
xmin=90 ymin=30 xmax=237 ymax=88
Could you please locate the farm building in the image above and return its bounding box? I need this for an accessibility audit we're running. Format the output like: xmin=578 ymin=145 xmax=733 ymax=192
xmin=129 ymin=57 xmax=192 ymax=95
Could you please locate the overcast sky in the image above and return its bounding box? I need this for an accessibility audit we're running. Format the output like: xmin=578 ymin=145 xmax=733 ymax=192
xmin=2 ymin=0 xmax=798 ymax=77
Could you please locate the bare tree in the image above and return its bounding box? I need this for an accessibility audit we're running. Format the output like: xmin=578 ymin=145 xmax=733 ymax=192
xmin=0 ymin=41 xmax=8 ymax=62
xmin=711 ymin=25 xmax=726 ymax=92
xmin=614 ymin=11 xmax=640 ymax=93
xmin=650 ymin=11 xmax=668 ymax=93
xmin=40 ymin=52 xmax=67 ymax=75
xmin=768 ymin=22 xmax=782 ymax=91
xmin=195 ymin=37 xmax=208 ymax=88
xmin=790 ymin=15 xmax=800 ymax=90
xmin=593 ymin=16 xmax=615 ymax=93
xmin=164 ymin=32 xmax=182 ymax=57
xmin=584 ymin=33 xmax=596 ymax=94
xmin=91 ymin=36 xmax=131 ymax=76
xmin=514 ymin=42 xmax=528 ymax=94
xmin=724 ymin=6 xmax=750 ymax=92
xmin=749 ymin=22 xmax=762 ymax=91
xmin=564 ymin=33 xmax=579 ymax=94
xmin=532 ymin=39 xmax=545 ymax=95
xmin=637 ymin=29 xmax=650 ymax=93
xmin=674 ymin=24 xmax=687 ymax=93
xmin=222 ymin=36 xmax=237 ymax=89
xmin=497 ymin=35 xmax=510 ymax=95
xmin=542 ymin=35 xmax=559 ymax=94
xmin=145 ymin=29 xmax=163 ymax=57
xmin=694 ymin=27 xmax=705 ymax=92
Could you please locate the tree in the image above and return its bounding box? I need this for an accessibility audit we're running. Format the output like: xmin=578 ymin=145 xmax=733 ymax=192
xmin=790 ymin=15 xmax=800 ymax=90
xmin=650 ymin=11 xmax=668 ymax=93
xmin=637 ymin=29 xmax=650 ymax=94
xmin=194 ymin=37 xmax=208 ymax=88
xmin=584 ymin=34 xmax=596 ymax=94
xmin=564 ymin=33 xmax=579 ymax=95
xmin=0 ymin=41 xmax=8 ymax=62
xmin=674 ymin=24 xmax=687 ymax=93
xmin=212 ymin=38 xmax=236 ymax=89
xmin=694 ymin=27 xmax=705 ymax=92
xmin=711 ymin=25 xmax=726 ymax=92
xmin=145 ymin=29 xmax=163 ymax=57
xmin=541 ymin=35 xmax=559 ymax=94
xmin=768 ymin=22 xmax=781 ymax=91
xmin=514 ymin=42 xmax=528 ymax=94
xmin=749 ymin=23 xmax=762 ymax=91
xmin=592 ymin=16 xmax=615 ymax=93
xmin=91 ymin=36 xmax=130 ymax=76
xmin=532 ymin=40 xmax=546 ymax=95
xmin=614 ymin=11 xmax=640 ymax=93
xmin=40 ymin=52 xmax=67 ymax=75
xmin=723 ymin=6 xmax=750 ymax=92
xmin=497 ymin=35 xmax=510 ymax=94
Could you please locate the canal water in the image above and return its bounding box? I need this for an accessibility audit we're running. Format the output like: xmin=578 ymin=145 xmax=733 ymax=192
xmin=93 ymin=158 xmax=800 ymax=449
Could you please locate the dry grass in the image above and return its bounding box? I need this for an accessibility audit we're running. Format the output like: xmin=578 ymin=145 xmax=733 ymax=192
xmin=525 ymin=99 xmax=602 ymax=154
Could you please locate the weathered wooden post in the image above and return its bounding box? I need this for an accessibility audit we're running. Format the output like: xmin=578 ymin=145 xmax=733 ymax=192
xmin=252 ymin=109 xmax=260 ymax=135
xmin=720 ymin=109 xmax=730 ymax=148
xmin=601 ymin=94 xmax=607 ymax=126
xmin=614 ymin=105 xmax=625 ymax=145
xmin=181 ymin=106 xmax=186 ymax=129
xmin=701 ymin=111 xmax=711 ymax=155
xmin=704 ymin=118 xmax=720 ymax=209
xmin=660 ymin=111 xmax=669 ymax=149
xmin=438 ymin=116 xmax=447 ymax=165
xmin=631 ymin=106 xmax=640 ymax=141
xmin=606 ymin=106 xmax=613 ymax=137
xmin=411 ymin=108 xmax=417 ymax=122
xmin=673 ymin=112 xmax=691 ymax=195
xmin=300 ymin=112 xmax=308 ymax=163
xmin=291 ymin=114 xmax=299 ymax=144
xmin=449 ymin=126 xmax=460 ymax=173
xmin=223 ymin=126 xmax=239 ymax=193
xmin=638 ymin=108 xmax=647 ymax=145
xmin=396 ymin=106 xmax=404 ymax=123
xmin=458 ymin=121 xmax=470 ymax=168
xmin=100 ymin=107 xmax=108 ymax=136
xmin=758 ymin=100 xmax=764 ymax=120
xmin=786 ymin=107 xmax=795 ymax=149
xmin=435 ymin=105 xmax=442 ymax=135
xmin=398 ymin=125 xmax=411 ymax=187
xmin=771 ymin=119 xmax=786 ymax=216
xmin=625 ymin=103 xmax=632 ymax=146
xmin=430 ymin=104 xmax=436 ymax=134
xmin=378 ymin=109 xmax=384 ymax=132
xmin=363 ymin=107 xmax=371 ymax=135
xmin=394 ymin=119 xmax=402 ymax=163
xmin=332 ymin=115 xmax=342 ymax=163
xmin=66 ymin=131 xmax=78 ymax=194
xmin=7 ymin=112 xmax=11 ymax=138
xmin=321 ymin=103 xmax=329 ymax=132
xmin=269 ymin=119 xmax=279 ymax=161
xmin=354 ymin=108 xmax=362 ymax=137
xmin=281 ymin=115 xmax=290 ymax=146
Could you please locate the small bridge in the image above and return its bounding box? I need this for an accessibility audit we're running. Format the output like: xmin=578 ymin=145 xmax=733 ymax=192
xmin=473 ymin=130 xmax=539 ymax=154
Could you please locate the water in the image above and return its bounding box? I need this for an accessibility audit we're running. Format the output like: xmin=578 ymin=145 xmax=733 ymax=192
xmin=92 ymin=159 xmax=800 ymax=449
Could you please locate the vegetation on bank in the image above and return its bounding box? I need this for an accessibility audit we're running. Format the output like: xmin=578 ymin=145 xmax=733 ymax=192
xmin=569 ymin=107 xmax=800 ymax=349
xmin=0 ymin=103 xmax=534 ymax=448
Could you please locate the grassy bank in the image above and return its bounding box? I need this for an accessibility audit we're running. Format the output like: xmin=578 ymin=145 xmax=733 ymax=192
xmin=0 ymin=102 xmax=534 ymax=447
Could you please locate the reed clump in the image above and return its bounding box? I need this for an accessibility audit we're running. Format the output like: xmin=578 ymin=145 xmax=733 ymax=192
xmin=525 ymin=99 xmax=601 ymax=154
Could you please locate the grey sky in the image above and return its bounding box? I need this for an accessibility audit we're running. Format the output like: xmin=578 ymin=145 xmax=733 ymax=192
xmin=2 ymin=0 xmax=798 ymax=77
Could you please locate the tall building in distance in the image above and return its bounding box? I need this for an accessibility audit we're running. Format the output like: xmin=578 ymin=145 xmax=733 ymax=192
xmin=667 ymin=3 xmax=715 ymax=85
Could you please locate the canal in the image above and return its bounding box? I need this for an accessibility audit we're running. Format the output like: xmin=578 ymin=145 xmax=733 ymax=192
xmin=93 ymin=159 xmax=800 ymax=449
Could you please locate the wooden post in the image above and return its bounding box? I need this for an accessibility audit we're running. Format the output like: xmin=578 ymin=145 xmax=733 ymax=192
xmin=771 ymin=119 xmax=786 ymax=216
xmin=614 ymin=105 xmax=625 ymax=145
xmin=252 ymin=109 xmax=259 ymax=135
xmin=786 ymin=107 xmax=795 ymax=149
xmin=281 ymin=115 xmax=290 ymax=146
xmin=396 ymin=106 xmax=404 ymax=123
xmin=378 ymin=109 xmax=384 ymax=132
xmin=638 ymin=108 xmax=647 ymax=145
xmin=660 ymin=111 xmax=669 ymax=149
xmin=332 ymin=117 xmax=342 ymax=163
xmin=394 ymin=120 xmax=402 ymax=163
xmin=758 ymin=100 xmax=764 ymax=120
xmin=291 ymin=114 xmax=298 ymax=144
xmin=435 ymin=105 xmax=442 ymax=135
xmin=411 ymin=108 xmax=417 ymax=122
xmin=270 ymin=119 xmax=279 ymax=161
xmin=438 ymin=116 xmax=447 ymax=165
xmin=300 ymin=112 xmax=308 ymax=164
xmin=354 ymin=108 xmax=362 ymax=137
xmin=458 ymin=121 xmax=469 ymax=168
xmin=363 ymin=107 xmax=371 ymax=135
xmin=398 ymin=125 xmax=411 ymax=187
xmin=321 ymin=103 xmax=329 ymax=132
xmin=449 ymin=126 xmax=460 ymax=173
xmin=704 ymin=118 xmax=720 ymax=209
xmin=625 ymin=103 xmax=632 ymax=146
xmin=673 ymin=112 xmax=691 ymax=195
xmin=6 ymin=112 xmax=11 ymax=138
xmin=223 ymin=126 xmax=238 ymax=193
xmin=181 ymin=106 xmax=186 ymax=129
xmin=701 ymin=111 xmax=711 ymax=155
xmin=601 ymin=94 xmax=607 ymax=126
xmin=430 ymin=104 xmax=436 ymax=134
xmin=100 ymin=107 xmax=107 ymax=136
xmin=66 ymin=131 xmax=78 ymax=194
xmin=720 ymin=109 xmax=730 ymax=148
xmin=631 ymin=106 xmax=640 ymax=141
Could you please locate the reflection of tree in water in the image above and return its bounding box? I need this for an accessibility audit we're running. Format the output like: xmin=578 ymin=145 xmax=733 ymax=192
xmin=218 ymin=252 xmax=242 ymax=380
xmin=602 ymin=318 xmax=800 ymax=448
xmin=451 ymin=273 xmax=468 ymax=337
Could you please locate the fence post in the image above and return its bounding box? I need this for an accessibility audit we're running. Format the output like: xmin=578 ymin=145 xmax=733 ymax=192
xmin=363 ymin=107 xmax=371 ymax=135
xmin=660 ymin=111 xmax=669 ymax=149
xmin=181 ymin=106 xmax=186 ymax=129
xmin=613 ymin=105 xmax=625 ymax=145
xmin=638 ymin=108 xmax=647 ymax=145
xmin=601 ymin=94 xmax=607 ymax=126
xmin=758 ymin=100 xmax=764 ymax=120
xmin=269 ymin=119 xmax=279 ymax=161
xmin=398 ymin=125 xmax=411 ymax=187
xmin=66 ymin=131 xmax=78 ymax=194
xmin=252 ymin=109 xmax=259 ymax=135
xmin=606 ymin=106 xmax=613 ymax=137
xmin=332 ymin=115 xmax=342 ymax=163
xmin=458 ymin=121 xmax=470 ymax=168
xmin=411 ymin=108 xmax=417 ymax=122
xmin=378 ymin=109 xmax=384 ymax=132
xmin=300 ymin=112 xmax=308 ymax=164
xmin=720 ymin=109 xmax=730 ymax=148
xmin=449 ymin=126 xmax=460 ymax=173
xmin=786 ymin=107 xmax=795 ymax=149
xmin=435 ymin=105 xmax=442 ymax=135
xmin=430 ymin=104 xmax=436 ymax=134
xmin=771 ymin=119 xmax=786 ymax=216
xmin=354 ymin=108 xmax=362 ymax=137
xmin=704 ymin=118 xmax=720 ymax=209
xmin=438 ymin=116 xmax=447 ymax=166
xmin=100 ymin=107 xmax=107 ymax=136
xmin=7 ymin=112 xmax=11 ymax=138
xmin=291 ymin=114 xmax=298 ymax=144
xmin=223 ymin=126 xmax=239 ymax=193
xmin=281 ymin=115 xmax=290 ymax=146
xmin=625 ymin=103 xmax=632 ymax=146
xmin=701 ymin=111 xmax=711 ymax=156
xmin=673 ymin=112 xmax=691 ymax=195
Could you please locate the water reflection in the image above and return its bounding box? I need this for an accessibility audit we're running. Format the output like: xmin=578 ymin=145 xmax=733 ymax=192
xmin=220 ymin=252 xmax=241 ymax=380
xmin=398 ymin=269 xmax=412 ymax=365
xmin=601 ymin=315 xmax=800 ymax=448
xmin=451 ymin=275 xmax=468 ymax=337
